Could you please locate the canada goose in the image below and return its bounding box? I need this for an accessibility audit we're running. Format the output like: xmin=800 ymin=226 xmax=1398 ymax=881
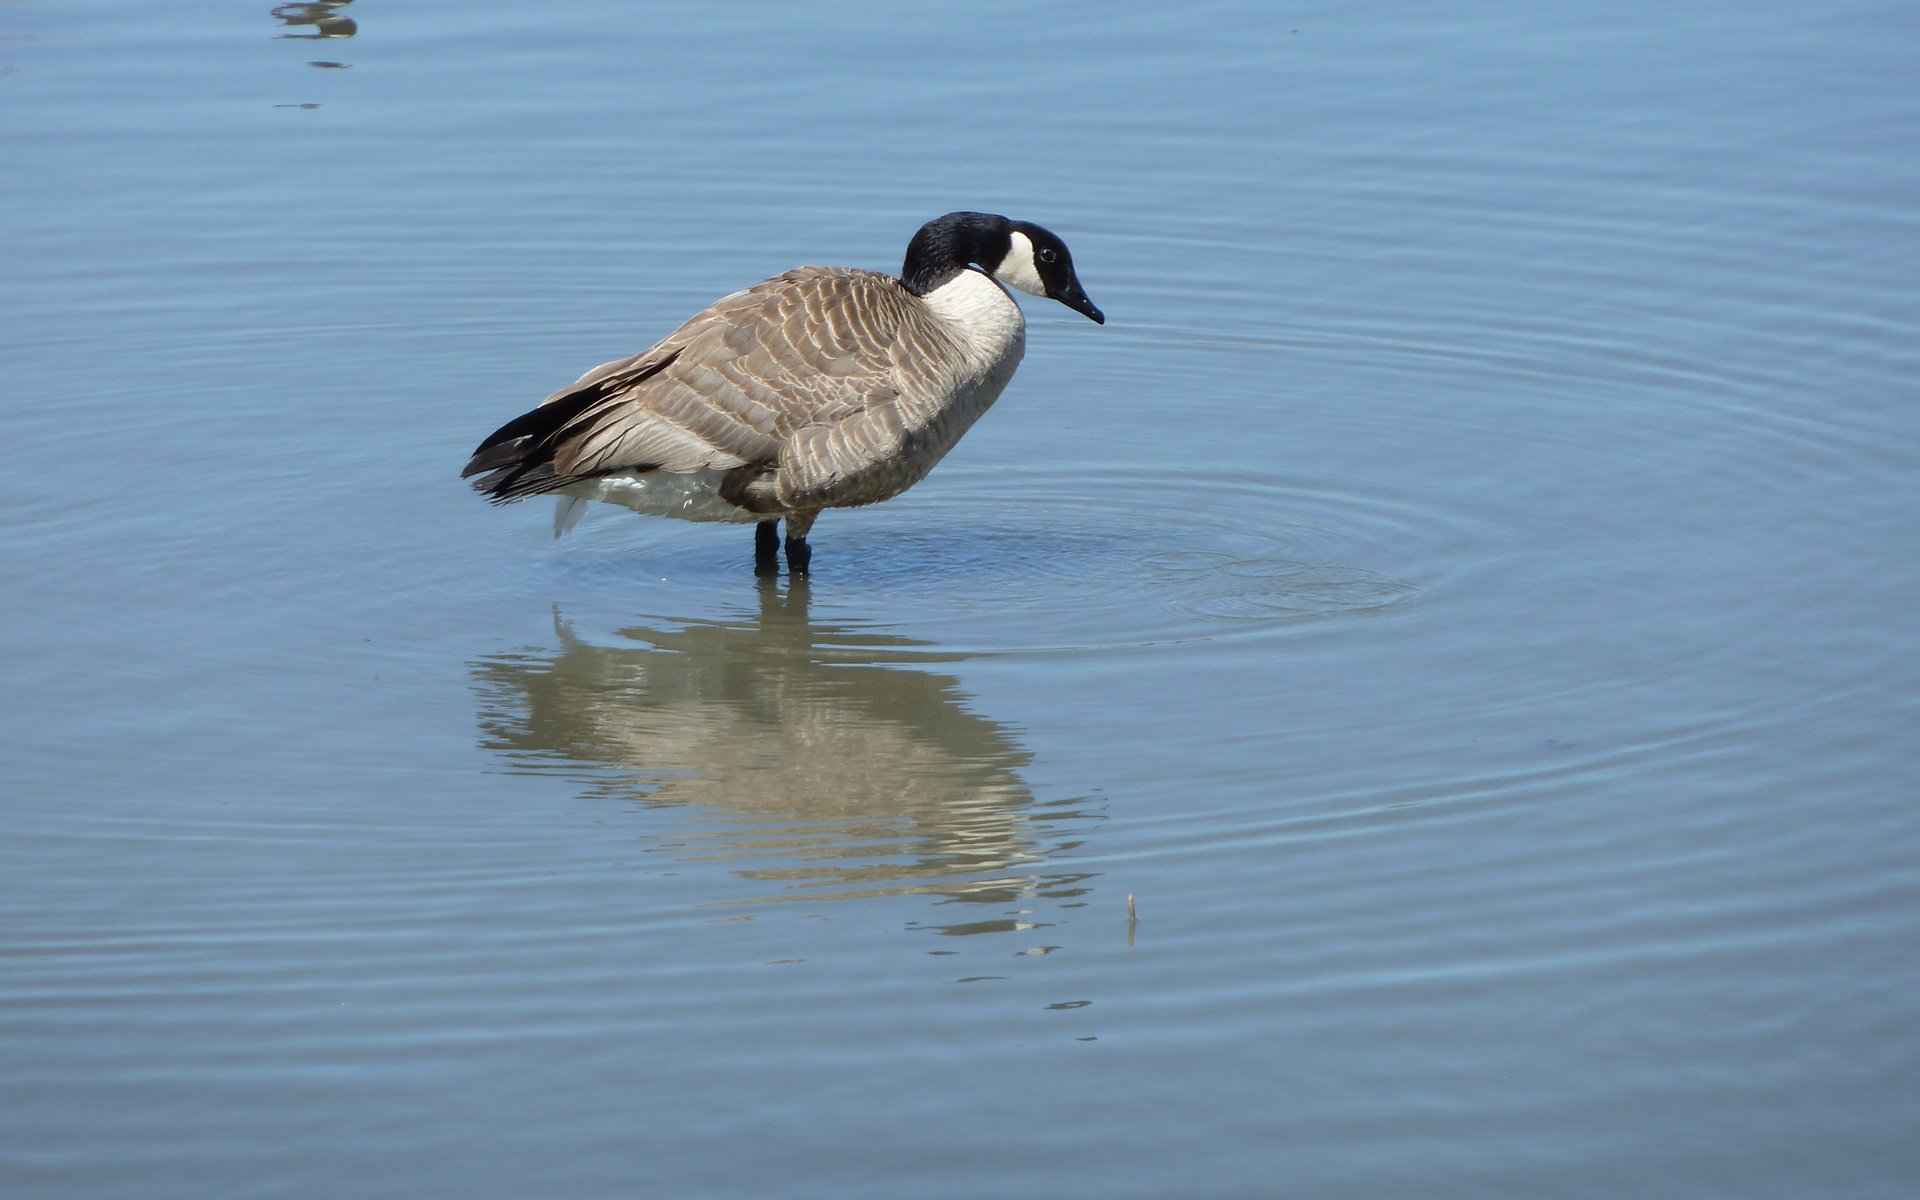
xmin=462 ymin=211 xmax=1103 ymax=574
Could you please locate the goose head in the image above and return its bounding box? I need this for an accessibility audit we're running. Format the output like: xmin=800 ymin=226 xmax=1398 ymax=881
xmin=902 ymin=211 xmax=1105 ymax=325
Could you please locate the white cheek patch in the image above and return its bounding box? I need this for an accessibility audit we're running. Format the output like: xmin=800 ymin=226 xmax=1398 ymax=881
xmin=993 ymin=230 xmax=1049 ymax=297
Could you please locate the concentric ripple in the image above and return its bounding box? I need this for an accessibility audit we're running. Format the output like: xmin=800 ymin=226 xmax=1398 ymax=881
xmin=556 ymin=464 xmax=1478 ymax=655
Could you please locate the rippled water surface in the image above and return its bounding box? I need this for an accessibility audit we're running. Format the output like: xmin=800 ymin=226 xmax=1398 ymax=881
xmin=5 ymin=2 xmax=1919 ymax=1197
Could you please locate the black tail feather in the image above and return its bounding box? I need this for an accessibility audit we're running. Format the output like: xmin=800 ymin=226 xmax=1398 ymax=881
xmin=461 ymin=440 xmax=531 ymax=481
xmin=468 ymin=460 xmax=562 ymax=504
xmin=461 ymin=350 xmax=680 ymax=503
xmin=464 ymin=387 xmax=603 ymax=468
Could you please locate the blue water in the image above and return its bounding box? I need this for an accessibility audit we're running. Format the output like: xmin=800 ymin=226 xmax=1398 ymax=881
xmin=4 ymin=2 xmax=1918 ymax=1196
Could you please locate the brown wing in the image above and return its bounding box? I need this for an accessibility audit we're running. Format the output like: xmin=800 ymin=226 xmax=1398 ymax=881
xmin=462 ymin=267 xmax=935 ymax=503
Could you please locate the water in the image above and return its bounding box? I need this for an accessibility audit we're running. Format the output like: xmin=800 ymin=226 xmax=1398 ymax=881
xmin=5 ymin=2 xmax=1918 ymax=1196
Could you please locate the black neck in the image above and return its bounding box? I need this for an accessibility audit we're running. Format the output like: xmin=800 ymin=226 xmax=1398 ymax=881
xmin=900 ymin=211 xmax=1012 ymax=296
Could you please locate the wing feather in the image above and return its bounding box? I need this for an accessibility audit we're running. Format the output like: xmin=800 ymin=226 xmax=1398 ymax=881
xmin=463 ymin=266 xmax=956 ymax=506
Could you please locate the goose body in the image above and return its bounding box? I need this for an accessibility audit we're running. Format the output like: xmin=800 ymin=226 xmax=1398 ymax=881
xmin=463 ymin=212 xmax=1103 ymax=573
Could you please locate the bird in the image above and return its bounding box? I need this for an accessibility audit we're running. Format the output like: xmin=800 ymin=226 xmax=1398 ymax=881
xmin=461 ymin=211 xmax=1104 ymax=575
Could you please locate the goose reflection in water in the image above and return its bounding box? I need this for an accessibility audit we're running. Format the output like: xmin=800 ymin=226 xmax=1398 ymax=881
xmin=470 ymin=579 xmax=1098 ymax=930
xmin=272 ymin=0 xmax=354 ymax=71
xmin=272 ymin=1 xmax=356 ymax=39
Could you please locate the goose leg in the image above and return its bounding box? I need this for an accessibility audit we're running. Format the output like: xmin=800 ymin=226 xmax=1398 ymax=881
xmin=784 ymin=511 xmax=818 ymax=576
xmin=754 ymin=519 xmax=780 ymax=575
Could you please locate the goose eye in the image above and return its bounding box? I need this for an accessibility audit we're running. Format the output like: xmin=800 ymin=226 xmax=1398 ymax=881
xmin=1037 ymin=248 xmax=1057 ymax=264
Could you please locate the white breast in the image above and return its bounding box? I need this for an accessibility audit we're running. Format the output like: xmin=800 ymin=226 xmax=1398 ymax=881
xmin=921 ymin=268 xmax=1027 ymax=371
